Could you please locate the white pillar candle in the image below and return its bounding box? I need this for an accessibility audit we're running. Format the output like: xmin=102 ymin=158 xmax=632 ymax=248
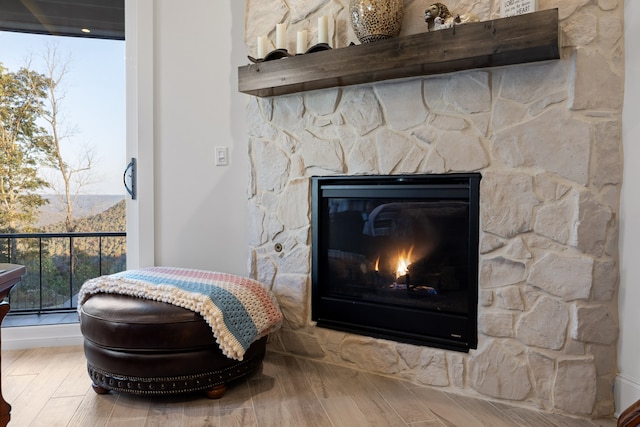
xmin=296 ymin=30 xmax=308 ymax=54
xmin=318 ymin=16 xmax=329 ymax=45
xmin=276 ymin=23 xmax=287 ymax=50
xmin=257 ymin=36 xmax=267 ymax=59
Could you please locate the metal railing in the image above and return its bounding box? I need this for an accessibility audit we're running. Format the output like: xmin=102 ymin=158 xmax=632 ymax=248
xmin=0 ymin=232 xmax=126 ymax=314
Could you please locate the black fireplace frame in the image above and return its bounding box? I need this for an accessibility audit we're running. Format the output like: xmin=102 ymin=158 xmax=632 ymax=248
xmin=311 ymin=173 xmax=481 ymax=352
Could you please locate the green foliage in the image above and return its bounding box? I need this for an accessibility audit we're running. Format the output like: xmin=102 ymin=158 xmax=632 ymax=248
xmin=1 ymin=57 xmax=127 ymax=311
xmin=42 ymin=199 xmax=126 ymax=257
xmin=2 ymin=199 xmax=126 ymax=311
xmin=0 ymin=63 xmax=51 ymax=232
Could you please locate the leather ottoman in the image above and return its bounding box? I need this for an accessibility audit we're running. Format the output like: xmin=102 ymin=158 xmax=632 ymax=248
xmin=79 ymin=293 xmax=267 ymax=398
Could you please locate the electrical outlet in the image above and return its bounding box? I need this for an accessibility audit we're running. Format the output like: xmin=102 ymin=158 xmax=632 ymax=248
xmin=215 ymin=147 xmax=228 ymax=166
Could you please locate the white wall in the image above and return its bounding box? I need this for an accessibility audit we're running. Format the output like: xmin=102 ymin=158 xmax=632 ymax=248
xmin=618 ymin=0 xmax=640 ymax=415
xmin=126 ymin=0 xmax=249 ymax=276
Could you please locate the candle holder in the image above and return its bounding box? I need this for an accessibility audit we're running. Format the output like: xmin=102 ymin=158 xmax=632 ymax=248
xmin=304 ymin=43 xmax=332 ymax=54
xmin=248 ymin=44 xmax=332 ymax=63
xmin=248 ymin=48 xmax=292 ymax=63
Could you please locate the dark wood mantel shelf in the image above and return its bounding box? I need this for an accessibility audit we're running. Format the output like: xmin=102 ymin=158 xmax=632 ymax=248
xmin=238 ymin=8 xmax=560 ymax=98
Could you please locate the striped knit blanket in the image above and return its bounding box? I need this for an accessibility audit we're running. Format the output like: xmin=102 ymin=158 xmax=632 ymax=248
xmin=77 ymin=267 xmax=283 ymax=361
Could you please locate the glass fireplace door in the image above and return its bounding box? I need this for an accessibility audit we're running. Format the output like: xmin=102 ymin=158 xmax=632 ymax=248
xmin=312 ymin=174 xmax=480 ymax=352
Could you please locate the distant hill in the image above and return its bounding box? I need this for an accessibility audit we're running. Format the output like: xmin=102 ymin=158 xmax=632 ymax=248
xmin=41 ymin=198 xmax=126 ymax=233
xmin=37 ymin=198 xmax=126 ymax=259
xmin=36 ymin=195 xmax=125 ymax=227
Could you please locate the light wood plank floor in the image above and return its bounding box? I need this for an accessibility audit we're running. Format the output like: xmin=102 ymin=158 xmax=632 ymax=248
xmin=1 ymin=345 xmax=617 ymax=427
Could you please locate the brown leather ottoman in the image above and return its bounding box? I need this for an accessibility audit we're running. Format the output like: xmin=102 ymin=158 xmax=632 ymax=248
xmin=79 ymin=293 xmax=267 ymax=398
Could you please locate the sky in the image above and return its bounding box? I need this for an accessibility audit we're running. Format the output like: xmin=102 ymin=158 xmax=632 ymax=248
xmin=0 ymin=30 xmax=125 ymax=195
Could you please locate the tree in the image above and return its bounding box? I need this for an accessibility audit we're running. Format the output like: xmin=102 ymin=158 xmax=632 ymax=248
xmin=0 ymin=63 xmax=51 ymax=232
xmin=37 ymin=46 xmax=96 ymax=232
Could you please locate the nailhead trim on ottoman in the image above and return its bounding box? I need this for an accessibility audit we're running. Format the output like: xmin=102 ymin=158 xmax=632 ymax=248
xmin=86 ymin=349 xmax=264 ymax=396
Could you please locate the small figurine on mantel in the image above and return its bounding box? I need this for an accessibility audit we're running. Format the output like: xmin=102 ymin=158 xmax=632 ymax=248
xmin=424 ymin=2 xmax=479 ymax=31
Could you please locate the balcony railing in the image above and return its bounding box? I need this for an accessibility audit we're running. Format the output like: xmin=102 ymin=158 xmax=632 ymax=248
xmin=0 ymin=232 xmax=126 ymax=315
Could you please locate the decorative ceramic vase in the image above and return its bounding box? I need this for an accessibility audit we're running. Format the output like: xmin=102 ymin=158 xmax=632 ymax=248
xmin=349 ymin=0 xmax=404 ymax=43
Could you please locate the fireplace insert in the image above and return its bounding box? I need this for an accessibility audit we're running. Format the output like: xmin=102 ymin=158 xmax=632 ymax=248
xmin=311 ymin=174 xmax=480 ymax=352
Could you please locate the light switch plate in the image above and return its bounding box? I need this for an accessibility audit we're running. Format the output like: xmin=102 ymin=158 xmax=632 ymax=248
xmin=215 ymin=147 xmax=228 ymax=166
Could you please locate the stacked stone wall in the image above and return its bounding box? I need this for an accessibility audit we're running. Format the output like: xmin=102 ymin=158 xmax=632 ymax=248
xmin=244 ymin=0 xmax=624 ymax=417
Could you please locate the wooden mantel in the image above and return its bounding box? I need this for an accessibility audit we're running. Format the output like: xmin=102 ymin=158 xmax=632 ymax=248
xmin=238 ymin=8 xmax=560 ymax=98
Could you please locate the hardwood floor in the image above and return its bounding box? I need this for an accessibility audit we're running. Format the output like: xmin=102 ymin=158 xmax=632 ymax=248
xmin=1 ymin=345 xmax=617 ymax=426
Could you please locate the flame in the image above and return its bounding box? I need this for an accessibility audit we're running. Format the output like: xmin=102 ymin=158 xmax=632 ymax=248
xmin=374 ymin=257 xmax=380 ymax=272
xmin=396 ymin=247 xmax=414 ymax=278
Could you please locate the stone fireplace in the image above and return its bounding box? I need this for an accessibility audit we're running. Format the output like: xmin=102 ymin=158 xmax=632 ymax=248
xmin=244 ymin=0 xmax=623 ymax=418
